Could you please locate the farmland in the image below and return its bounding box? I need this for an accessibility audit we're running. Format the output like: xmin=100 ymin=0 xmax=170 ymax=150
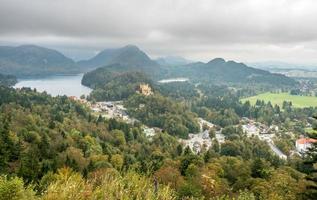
xmin=241 ymin=92 xmax=317 ymax=108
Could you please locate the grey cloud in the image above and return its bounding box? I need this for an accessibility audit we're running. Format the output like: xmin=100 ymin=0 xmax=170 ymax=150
xmin=1 ymin=0 xmax=317 ymax=64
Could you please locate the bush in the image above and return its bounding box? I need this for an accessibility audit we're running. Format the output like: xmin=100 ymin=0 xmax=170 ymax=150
xmin=0 ymin=176 xmax=36 ymax=200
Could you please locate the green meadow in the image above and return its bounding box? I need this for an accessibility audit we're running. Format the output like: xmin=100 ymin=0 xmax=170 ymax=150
xmin=241 ymin=92 xmax=317 ymax=108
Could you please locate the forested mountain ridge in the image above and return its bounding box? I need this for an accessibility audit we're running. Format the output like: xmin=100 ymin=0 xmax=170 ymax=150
xmin=0 ymin=45 xmax=80 ymax=77
xmin=0 ymin=44 xmax=296 ymax=88
xmin=166 ymin=58 xmax=297 ymax=87
xmin=82 ymin=65 xmax=153 ymax=101
xmin=0 ymin=73 xmax=17 ymax=86
xmin=0 ymin=85 xmax=313 ymax=199
xmin=82 ymin=64 xmax=153 ymax=88
xmin=78 ymin=45 xmax=164 ymax=76
xmin=81 ymin=45 xmax=296 ymax=88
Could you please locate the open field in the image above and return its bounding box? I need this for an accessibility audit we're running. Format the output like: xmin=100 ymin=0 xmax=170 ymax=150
xmin=241 ymin=92 xmax=317 ymax=108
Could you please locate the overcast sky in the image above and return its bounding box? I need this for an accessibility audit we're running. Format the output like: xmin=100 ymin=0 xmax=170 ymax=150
xmin=1 ymin=0 xmax=317 ymax=64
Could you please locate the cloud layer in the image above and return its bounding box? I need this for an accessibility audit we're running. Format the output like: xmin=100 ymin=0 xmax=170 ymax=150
xmin=1 ymin=0 xmax=317 ymax=63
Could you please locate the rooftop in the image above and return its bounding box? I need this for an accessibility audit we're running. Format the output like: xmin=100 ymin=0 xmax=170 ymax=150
xmin=296 ymin=138 xmax=317 ymax=145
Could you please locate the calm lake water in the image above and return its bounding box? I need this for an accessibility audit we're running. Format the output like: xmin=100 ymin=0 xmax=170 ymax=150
xmin=158 ymin=78 xmax=189 ymax=83
xmin=14 ymin=74 xmax=92 ymax=97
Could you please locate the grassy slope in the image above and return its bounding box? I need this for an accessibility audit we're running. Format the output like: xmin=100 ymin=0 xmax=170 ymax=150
xmin=241 ymin=92 xmax=317 ymax=108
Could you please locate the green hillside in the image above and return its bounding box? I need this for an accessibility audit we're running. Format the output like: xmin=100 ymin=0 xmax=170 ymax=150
xmin=0 ymin=45 xmax=79 ymax=77
xmin=241 ymin=92 xmax=317 ymax=108
xmin=166 ymin=58 xmax=296 ymax=87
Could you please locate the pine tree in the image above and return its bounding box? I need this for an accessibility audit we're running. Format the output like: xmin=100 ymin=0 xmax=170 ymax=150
xmin=0 ymin=115 xmax=15 ymax=173
xmin=303 ymin=116 xmax=317 ymax=199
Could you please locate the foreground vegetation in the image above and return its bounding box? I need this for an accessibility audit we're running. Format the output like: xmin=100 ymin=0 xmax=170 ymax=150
xmin=125 ymin=94 xmax=200 ymax=138
xmin=1 ymin=84 xmax=316 ymax=199
xmin=241 ymin=92 xmax=317 ymax=108
xmin=0 ymin=168 xmax=176 ymax=200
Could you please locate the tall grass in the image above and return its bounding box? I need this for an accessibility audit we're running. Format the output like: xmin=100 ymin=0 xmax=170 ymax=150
xmin=41 ymin=168 xmax=176 ymax=200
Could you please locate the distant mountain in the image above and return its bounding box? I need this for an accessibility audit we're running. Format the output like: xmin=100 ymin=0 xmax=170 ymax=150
xmin=0 ymin=73 xmax=17 ymax=86
xmin=78 ymin=45 xmax=162 ymax=75
xmin=0 ymin=45 xmax=79 ymax=77
xmin=167 ymin=58 xmax=297 ymax=87
xmin=155 ymin=56 xmax=192 ymax=66
xmin=248 ymin=61 xmax=317 ymax=71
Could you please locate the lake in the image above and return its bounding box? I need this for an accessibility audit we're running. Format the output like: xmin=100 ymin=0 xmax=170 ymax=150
xmin=14 ymin=74 xmax=92 ymax=97
xmin=158 ymin=78 xmax=189 ymax=83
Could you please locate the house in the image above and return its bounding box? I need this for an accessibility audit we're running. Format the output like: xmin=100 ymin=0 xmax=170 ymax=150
xmin=242 ymin=124 xmax=259 ymax=136
xmin=269 ymin=125 xmax=279 ymax=132
xmin=296 ymin=138 xmax=317 ymax=153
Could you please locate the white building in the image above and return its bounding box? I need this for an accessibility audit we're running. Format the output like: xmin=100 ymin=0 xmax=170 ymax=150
xmin=296 ymin=138 xmax=317 ymax=153
xmin=242 ymin=124 xmax=260 ymax=137
xmin=215 ymin=132 xmax=225 ymax=144
xmin=180 ymin=130 xmax=212 ymax=153
xmin=143 ymin=127 xmax=156 ymax=138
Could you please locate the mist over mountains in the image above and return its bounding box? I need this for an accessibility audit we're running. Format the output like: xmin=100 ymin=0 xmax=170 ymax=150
xmin=0 ymin=44 xmax=295 ymax=86
xmin=155 ymin=56 xmax=193 ymax=66
xmin=78 ymin=45 xmax=159 ymax=70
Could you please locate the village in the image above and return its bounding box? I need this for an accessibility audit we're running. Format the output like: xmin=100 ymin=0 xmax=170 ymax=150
xmin=69 ymin=83 xmax=316 ymax=159
xmin=180 ymin=116 xmax=316 ymax=159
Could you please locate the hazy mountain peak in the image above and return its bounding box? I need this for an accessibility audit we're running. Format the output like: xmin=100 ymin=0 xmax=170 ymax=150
xmin=0 ymin=44 xmax=78 ymax=77
xmin=18 ymin=44 xmax=41 ymax=49
xmin=78 ymin=45 xmax=162 ymax=75
xmin=208 ymin=58 xmax=226 ymax=64
xmin=122 ymin=44 xmax=140 ymax=50
xmin=156 ymin=56 xmax=192 ymax=66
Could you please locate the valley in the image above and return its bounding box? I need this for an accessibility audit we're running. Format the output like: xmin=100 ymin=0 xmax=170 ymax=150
xmin=0 ymin=44 xmax=316 ymax=200
xmin=2 ymin=1 xmax=317 ymax=199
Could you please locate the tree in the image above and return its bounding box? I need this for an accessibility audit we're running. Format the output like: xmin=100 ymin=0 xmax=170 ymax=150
xmin=212 ymin=139 xmax=220 ymax=153
xmin=303 ymin=116 xmax=317 ymax=199
xmin=220 ymin=141 xmax=241 ymax=157
xmin=252 ymin=167 xmax=305 ymax=200
xmin=178 ymin=182 xmax=203 ymax=199
xmin=110 ymin=154 xmax=124 ymax=170
xmin=112 ymin=129 xmax=126 ymax=146
xmin=18 ymin=146 xmax=41 ymax=183
xmin=251 ymin=158 xmax=272 ymax=179
xmin=176 ymin=144 xmax=183 ymax=156
xmin=155 ymin=165 xmax=184 ymax=191
xmin=96 ymin=114 xmax=104 ymax=124
xmin=209 ymin=128 xmax=216 ymax=139
xmin=0 ymin=176 xmax=36 ymax=200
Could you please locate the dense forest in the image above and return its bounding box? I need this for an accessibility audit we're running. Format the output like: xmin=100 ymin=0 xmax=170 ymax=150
xmin=0 ymin=44 xmax=316 ymax=200
xmin=125 ymin=94 xmax=200 ymax=138
xmin=1 ymin=76 xmax=316 ymax=199
xmin=82 ymin=66 xmax=153 ymax=101
xmin=2 ymin=0 xmax=317 ymax=198
xmin=163 ymin=58 xmax=296 ymax=87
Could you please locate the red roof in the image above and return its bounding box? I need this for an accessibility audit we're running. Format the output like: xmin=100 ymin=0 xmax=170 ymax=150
xmin=297 ymin=138 xmax=317 ymax=145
